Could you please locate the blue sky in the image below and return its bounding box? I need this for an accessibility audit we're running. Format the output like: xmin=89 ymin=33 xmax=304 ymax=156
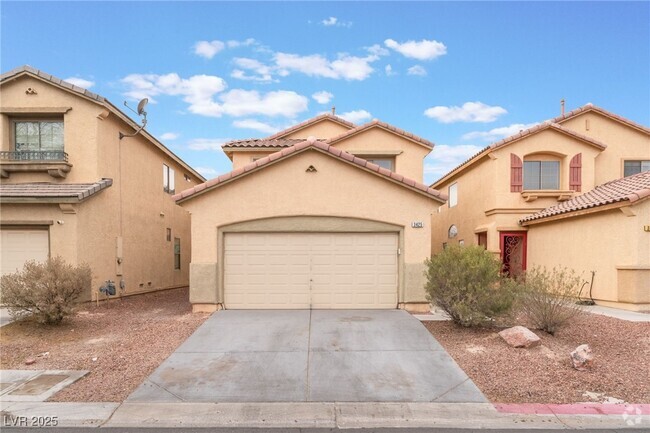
xmin=2 ymin=1 xmax=648 ymax=183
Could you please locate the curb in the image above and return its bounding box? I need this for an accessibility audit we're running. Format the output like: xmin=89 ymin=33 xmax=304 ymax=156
xmin=2 ymin=401 xmax=649 ymax=429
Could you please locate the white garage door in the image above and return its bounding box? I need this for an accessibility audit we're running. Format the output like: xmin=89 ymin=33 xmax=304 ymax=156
xmin=1 ymin=229 xmax=50 ymax=276
xmin=224 ymin=232 xmax=398 ymax=309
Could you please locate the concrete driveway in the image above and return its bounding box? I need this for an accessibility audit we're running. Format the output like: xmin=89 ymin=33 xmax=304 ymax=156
xmin=127 ymin=310 xmax=486 ymax=403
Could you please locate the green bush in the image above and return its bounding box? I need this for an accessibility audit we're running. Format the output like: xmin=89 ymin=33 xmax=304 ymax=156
xmin=517 ymin=266 xmax=584 ymax=335
xmin=0 ymin=257 xmax=92 ymax=325
xmin=424 ymin=245 xmax=517 ymax=327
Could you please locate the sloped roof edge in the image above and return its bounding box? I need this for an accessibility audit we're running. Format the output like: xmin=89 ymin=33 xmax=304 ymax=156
xmin=266 ymin=113 xmax=356 ymax=140
xmin=174 ymin=139 xmax=447 ymax=204
xmin=326 ymin=119 xmax=434 ymax=149
xmin=1 ymin=65 xmax=206 ymax=182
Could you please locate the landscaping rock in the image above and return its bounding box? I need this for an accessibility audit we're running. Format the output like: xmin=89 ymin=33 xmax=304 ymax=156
xmin=571 ymin=344 xmax=594 ymax=371
xmin=25 ymin=358 xmax=36 ymax=365
xmin=498 ymin=326 xmax=541 ymax=348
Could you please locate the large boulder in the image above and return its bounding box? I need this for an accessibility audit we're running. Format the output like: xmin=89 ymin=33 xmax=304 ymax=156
xmin=498 ymin=325 xmax=541 ymax=348
xmin=571 ymin=344 xmax=594 ymax=371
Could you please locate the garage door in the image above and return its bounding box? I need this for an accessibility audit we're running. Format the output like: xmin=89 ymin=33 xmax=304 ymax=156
xmin=0 ymin=229 xmax=50 ymax=276
xmin=224 ymin=232 xmax=398 ymax=309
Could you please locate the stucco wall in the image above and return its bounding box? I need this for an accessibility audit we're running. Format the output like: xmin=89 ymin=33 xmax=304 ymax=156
xmin=526 ymin=200 xmax=650 ymax=310
xmin=560 ymin=112 xmax=650 ymax=184
xmin=181 ymin=149 xmax=441 ymax=307
xmin=330 ymin=127 xmax=431 ymax=182
xmin=231 ymin=150 xmax=276 ymax=170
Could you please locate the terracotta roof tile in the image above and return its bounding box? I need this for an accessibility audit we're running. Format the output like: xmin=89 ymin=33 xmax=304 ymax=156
xmin=221 ymin=138 xmax=312 ymax=149
xmin=551 ymin=103 xmax=650 ymax=135
xmin=326 ymin=119 xmax=434 ymax=149
xmin=520 ymin=171 xmax=650 ymax=224
xmin=174 ymin=141 xmax=446 ymax=203
xmin=0 ymin=179 xmax=112 ymax=202
xmin=265 ymin=114 xmax=356 ymax=140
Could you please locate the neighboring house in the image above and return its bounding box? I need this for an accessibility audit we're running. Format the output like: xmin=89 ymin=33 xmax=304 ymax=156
xmin=431 ymin=104 xmax=650 ymax=311
xmin=520 ymin=171 xmax=650 ymax=311
xmin=0 ymin=66 xmax=205 ymax=301
xmin=174 ymin=114 xmax=446 ymax=312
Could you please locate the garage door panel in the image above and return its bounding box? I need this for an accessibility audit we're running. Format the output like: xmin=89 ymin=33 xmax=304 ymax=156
xmin=224 ymin=232 xmax=398 ymax=309
xmin=1 ymin=229 xmax=49 ymax=277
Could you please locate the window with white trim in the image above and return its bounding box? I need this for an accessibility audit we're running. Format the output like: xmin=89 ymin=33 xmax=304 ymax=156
xmin=365 ymin=158 xmax=394 ymax=171
xmin=163 ymin=164 xmax=175 ymax=194
xmin=448 ymin=183 xmax=458 ymax=207
xmin=523 ymin=161 xmax=559 ymax=190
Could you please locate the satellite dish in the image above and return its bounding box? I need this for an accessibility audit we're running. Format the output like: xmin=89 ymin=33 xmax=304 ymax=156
xmin=137 ymin=98 xmax=148 ymax=116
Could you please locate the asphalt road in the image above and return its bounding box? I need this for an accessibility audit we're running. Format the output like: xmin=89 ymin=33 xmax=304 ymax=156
xmin=1 ymin=428 xmax=647 ymax=433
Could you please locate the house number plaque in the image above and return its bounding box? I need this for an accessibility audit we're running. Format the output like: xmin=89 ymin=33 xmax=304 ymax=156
xmin=411 ymin=221 xmax=424 ymax=228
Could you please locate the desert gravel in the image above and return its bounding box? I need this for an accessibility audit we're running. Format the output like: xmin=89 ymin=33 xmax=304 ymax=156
xmin=425 ymin=313 xmax=650 ymax=403
xmin=0 ymin=287 xmax=209 ymax=402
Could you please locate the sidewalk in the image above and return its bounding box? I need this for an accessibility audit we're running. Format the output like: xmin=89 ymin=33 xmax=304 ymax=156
xmin=1 ymin=401 xmax=648 ymax=429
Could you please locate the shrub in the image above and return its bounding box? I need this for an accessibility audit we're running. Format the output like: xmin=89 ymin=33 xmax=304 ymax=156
xmin=0 ymin=257 xmax=92 ymax=325
xmin=517 ymin=266 xmax=584 ymax=335
xmin=424 ymin=245 xmax=517 ymax=327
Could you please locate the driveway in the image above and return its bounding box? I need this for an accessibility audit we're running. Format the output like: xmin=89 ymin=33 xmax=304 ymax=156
xmin=127 ymin=310 xmax=486 ymax=403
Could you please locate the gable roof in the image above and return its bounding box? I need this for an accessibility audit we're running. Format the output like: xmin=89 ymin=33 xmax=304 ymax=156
xmin=551 ymin=103 xmax=650 ymax=135
xmin=174 ymin=139 xmax=447 ymax=204
xmin=431 ymin=120 xmax=610 ymax=188
xmin=520 ymin=171 xmax=650 ymax=225
xmin=0 ymin=178 xmax=113 ymax=203
xmin=0 ymin=65 xmax=205 ymax=182
xmin=326 ymin=119 xmax=434 ymax=149
xmin=266 ymin=113 xmax=356 ymax=140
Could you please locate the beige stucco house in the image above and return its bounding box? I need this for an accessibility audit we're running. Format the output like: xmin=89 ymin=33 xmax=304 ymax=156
xmin=431 ymin=104 xmax=650 ymax=310
xmin=0 ymin=66 xmax=205 ymax=301
xmin=175 ymin=115 xmax=446 ymax=312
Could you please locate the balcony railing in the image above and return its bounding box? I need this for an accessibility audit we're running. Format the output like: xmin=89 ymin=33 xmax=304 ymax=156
xmin=0 ymin=150 xmax=69 ymax=162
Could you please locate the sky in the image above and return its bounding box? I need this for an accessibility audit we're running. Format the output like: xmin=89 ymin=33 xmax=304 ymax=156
xmin=2 ymin=1 xmax=649 ymax=184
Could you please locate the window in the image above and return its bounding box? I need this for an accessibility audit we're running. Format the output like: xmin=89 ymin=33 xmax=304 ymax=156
xmin=477 ymin=232 xmax=488 ymax=249
xmin=523 ymin=161 xmax=559 ymax=190
xmin=448 ymin=183 xmax=458 ymax=207
xmin=365 ymin=158 xmax=394 ymax=171
xmin=174 ymin=238 xmax=181 ymax=270
xmin=166 ymin=228 xmax=171 ymax=242
xmin=14 ymin=120 xmax=64 ymax=158
xmin=163 ymin=164 xmax=175 ymax=194
xmin=448 ymin=224 xmax=458 ymax=239
xmin=624 ymin=160 xmax=650 ymax=177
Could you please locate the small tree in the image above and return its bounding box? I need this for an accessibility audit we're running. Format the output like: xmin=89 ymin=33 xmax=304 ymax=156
xmin=0 ymin=257 xmax=92 ymax=325
xmin=425 ymin=245 xmax=517 ymax=327
xmin=517 ymin=266 xmax=584 ymax=335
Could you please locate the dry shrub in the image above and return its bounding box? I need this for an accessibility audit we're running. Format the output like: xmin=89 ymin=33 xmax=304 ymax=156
xmin=517 ymin=266 xmax=584 ymax=335
xmin=425 ymin=245 xmax=518 ymax=327
xmin=0 ymin=256 xmax=92 ymax=325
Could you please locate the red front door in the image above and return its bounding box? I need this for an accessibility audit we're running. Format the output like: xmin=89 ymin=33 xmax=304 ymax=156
xmin=499 ymin=232 xmax=527 ymax=277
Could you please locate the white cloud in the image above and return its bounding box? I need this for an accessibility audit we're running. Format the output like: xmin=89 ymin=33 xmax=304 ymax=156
xmin=338 ymin=109 xmax=372 ymax=124
xmin=461 ymin=123 xmax=539 ymax=142
xmin=195 ymin=166 xmax=219 ymax=177
xmin=321 ymin=16 xmax=352 ymax=27
xmin=424 ymin=144 xmax=485 ymax=182
xmin=366 ymin=44 xmax=389 ymax=56
xmin=160 ymin=132 xmax=179 ymax=140
xmin=385 ymin=64 xmax=396 ymax=76
xmin=407 ymin=65 xmax=427 ymax=76
xmin=226 ymin=38 xmax=256 ymax=48
xmin=233 ymin=119 xmax=280 ymax=134
xmin=122 ymin=73 xmax=308 ymax=118
xmin=274 ymin=52 xmax=378 ymax=81
xmin=384 ymin=38 xmax=447 ymax=60
xmin=187 ymin=138 xmax=231 ymax=151
xmin=424 ymin=102 xmax=507 ymax=123
xmin=219 ymin=89 xmax=309 ymax=118
xmin=194 ymin=40 xmax=226 ymax=59
xmin=231 ymin=57 xmax=274 ymax=82
xmin=312 ymin=91 xmax=334 ymax=104
xmin=64 ymin=77 xmax=95 ymax=89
